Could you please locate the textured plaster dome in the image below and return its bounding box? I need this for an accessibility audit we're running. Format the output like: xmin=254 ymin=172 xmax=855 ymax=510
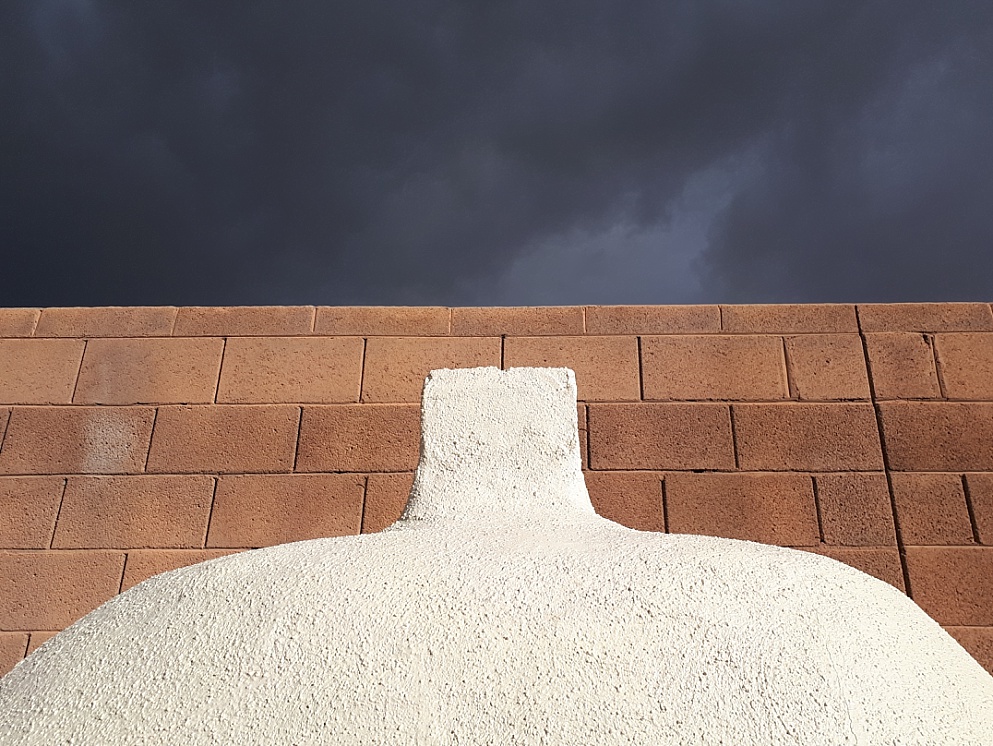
xmin=2 ymin=367 xmax=993 ymax=744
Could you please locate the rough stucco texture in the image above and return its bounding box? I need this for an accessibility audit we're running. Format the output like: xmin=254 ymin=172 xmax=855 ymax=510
xmin=0 ymin=303 xmax=992 ymax=678
xmin=3 ymin=366 xmax=991 ymax=744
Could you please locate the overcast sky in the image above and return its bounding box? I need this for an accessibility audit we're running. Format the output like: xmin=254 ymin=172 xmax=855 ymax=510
xmin=2 ymin=1 xmax=992 ymax=307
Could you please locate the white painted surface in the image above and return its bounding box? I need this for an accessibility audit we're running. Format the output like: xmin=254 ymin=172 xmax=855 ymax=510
xmin=2 ymin=367 xmax=992 ymax=744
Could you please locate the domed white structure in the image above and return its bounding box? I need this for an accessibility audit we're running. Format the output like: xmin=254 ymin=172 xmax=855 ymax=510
xmin=1 ymin=366 xmax=992 ymax=744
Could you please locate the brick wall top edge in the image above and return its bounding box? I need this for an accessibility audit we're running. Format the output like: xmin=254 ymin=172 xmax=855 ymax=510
xmin=5 ymin=303 xmax=988 ymax=310
xmin=1 ymin=303 xmax=990 ymax=338
xmin=720 ymin=304 xmax=858 ymax=333
xmin=857 ymin=303 xmax=993 ymax=332
xmin=173 ymin=307 xmax=316 ymax=336
xmin=0 ymin=308 xmax=41 ymax=337
xmin=34 ymin=307 xmax=178 ymax=337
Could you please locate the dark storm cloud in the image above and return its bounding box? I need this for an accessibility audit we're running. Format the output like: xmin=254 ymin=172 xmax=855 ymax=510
xmin=701 ymin=6 xmax=993 ymax=302
xmin=1 ymin=1 xmax=991 ymax=305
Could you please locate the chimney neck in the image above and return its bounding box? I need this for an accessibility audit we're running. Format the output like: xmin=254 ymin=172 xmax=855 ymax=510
xmin=397 ymin=367 xmax=595 ymax=524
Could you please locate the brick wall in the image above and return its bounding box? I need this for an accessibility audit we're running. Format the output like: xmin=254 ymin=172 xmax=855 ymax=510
xmin=1 ymin=303 xmax=992 ymax=677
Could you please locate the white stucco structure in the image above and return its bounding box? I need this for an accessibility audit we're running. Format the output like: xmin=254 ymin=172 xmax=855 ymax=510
xmin=1 ymin=366 xmax=992 ymax=744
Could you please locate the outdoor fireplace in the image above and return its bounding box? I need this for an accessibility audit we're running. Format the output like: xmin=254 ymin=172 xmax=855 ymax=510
xmin=1 ymin=367 xmax=991 ymax=743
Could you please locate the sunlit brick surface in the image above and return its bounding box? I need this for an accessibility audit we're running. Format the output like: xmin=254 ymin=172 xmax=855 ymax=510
xmin=864 ymin=332 xmax=942 ymax=399
xmin=641 ymin=335 xmax=787 ymax=400
xmin=362 ymin=337 xmax=500 ymax=402
xmin=783 ymin=334 xmax=870 ymax=401
xmin=74 ymin=338 xmax=223 ymax=405
xmin=505 ymin=336 xmax=640 ymax=401
xmin=720 ymin=303 xmax=858 ymax=333
xmin=0 ymin=339 xmax=86 ymax=404
xmin=451 ymin=306 xmax=584 ymax=336
xmin=1 ymin=303 xmax=992 ymax=677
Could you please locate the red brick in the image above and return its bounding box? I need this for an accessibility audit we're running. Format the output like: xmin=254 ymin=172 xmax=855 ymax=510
xmin=578 ymin=404 xmax=588 ymax=469
xmin=799 ymin=547 xmax=906 ymax=593
xmin=933 ymin=333 xmax=993 ymax=400
xmin=504 ymin=336 xmax=640 ymax=402
xmin=0 ymin=309 xmax=39 ymax=337
xmin=943 ymin=627 xmax=993 ymax=675
xmin=785 ymin=334 xmax=870 ymax=401
xmin=890 ymin=473 xmax=975 ymax=546
xmin=73 ymin=338 xmax=223 ymax=405
xmin=121 ymin=550 xmax=240 ymax=591
xmin=0 ymin=407 xmax=155 ymax=475
xmin=665 ymin=472 xmax=818 ymax=545
xmin=26 ymin=631 xmax=58 ymax=655
xmin=813 ymin=473 xmax=895 ymax=546
xmin=173 ymin=306 xmax=314 ymax=336
xmin=864 ymin=333 xmax=941 ymax=399
xmin=147 ymin=405 xmax=299 ymax=474
xmin=0 ymin=477 xmax=65 ymax=548
xmin=585 ymin=305 xmax=720 ymax=335
xmin=217 ymin=337 xmax=363 ymax=403
xmin=878 ymin=402 xmax=993 ymax=471
xmin=588 ymin=403 xmax=734 ymax=470
xmin=0 ymin=633 xmax=28 ymax=675
xmin=858 ymin=303 xmax=993 ymax=333
xmin=734 ymin=403 xmax=883 ymax=471
xmin=315 ymin=306 xmax=449 ymax=336
xmin=34 ymin=307 xmax=177 ymax=337
xmin=362 ymin=337 xmax=500 ymax=403
xmin=721 ymin=304 xmax=858 ymax=333
xmin=584 ymin=471 xmax=664 ymax=532
xmin=1 ymin=407 xmax=9 ymax=443
xmin=364 ymin=473 xmax=414 ymax=533
xmin=296 ymin=405 xmax=420 ymax=472
xmin=965 ymin=473 xmax=993 ymax=544
xmin=0 ymin=550 xmax=125 ymax=629
xmin=641 ymin=335 xmax=786 ymax=401
xmin=207 ymin=474 xmax=364 ymax=548
xmin=52 ymin=476 xmax=214 ymax=549
xmin=451 ymin=306 xmax=583 ymax=336
xmin=0 ymin=339 xmax=85 ymax=404
xmin=905 ymin=547 xmax=993 ymax=625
